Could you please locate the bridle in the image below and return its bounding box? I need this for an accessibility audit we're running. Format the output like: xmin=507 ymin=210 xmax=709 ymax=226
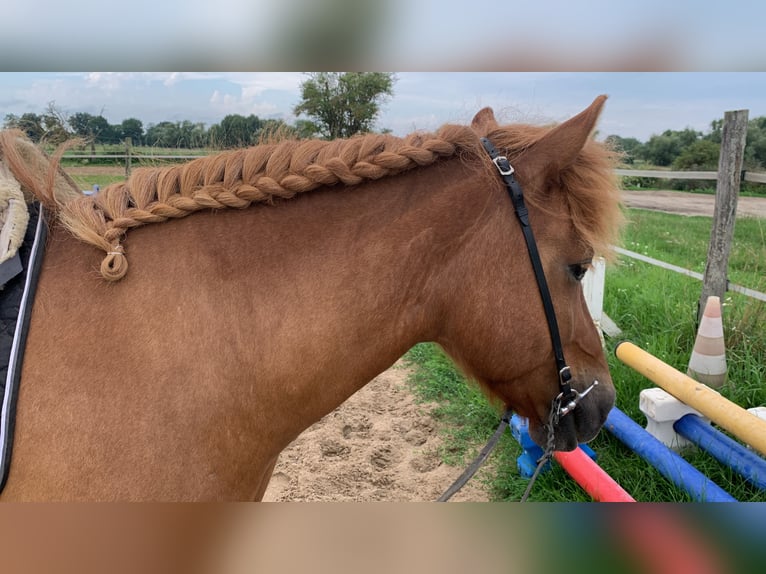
xmin=480 ymin=137 xmax=596 ymax=418
xmin=437 ymin=138 xmax=599 ymax=502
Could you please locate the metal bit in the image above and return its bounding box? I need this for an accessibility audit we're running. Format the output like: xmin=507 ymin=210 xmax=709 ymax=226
xmin=558 ymin=380 xmax=599 ymax=417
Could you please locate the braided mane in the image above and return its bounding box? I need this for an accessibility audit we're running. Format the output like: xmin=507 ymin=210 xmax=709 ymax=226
xmin=2 ymin=126 xmax=480 ymax=281
xmin=0 ymin=116 xmax=620 ymax=283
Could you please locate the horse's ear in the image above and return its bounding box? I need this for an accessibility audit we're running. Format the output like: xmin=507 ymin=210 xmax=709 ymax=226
xmin=471 ymin=107 xmax=499 ymax=136
xmin=523 ymin=95 xmax=607 ymax=181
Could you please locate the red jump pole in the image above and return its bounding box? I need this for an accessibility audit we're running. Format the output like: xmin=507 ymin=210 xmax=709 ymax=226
xmin=553 ymin=448 xmax=635 ymax=502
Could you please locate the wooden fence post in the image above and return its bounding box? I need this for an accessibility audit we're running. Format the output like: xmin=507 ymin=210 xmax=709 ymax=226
xmin=698 ymin=109 xmax=748 ymax=322
xmin=125 ymin=137 xmax=132 ymax=177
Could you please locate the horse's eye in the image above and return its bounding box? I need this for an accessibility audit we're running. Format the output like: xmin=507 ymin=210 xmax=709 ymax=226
xmin=569 ymin=264 xmax=588 ymax=282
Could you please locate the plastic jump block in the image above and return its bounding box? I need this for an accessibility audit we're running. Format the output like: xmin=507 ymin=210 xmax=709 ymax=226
xmin=510 ymin=414 xmax=596 ymax=479
xmin=640 ymin=387 xmax=707 ymax=451
xmin=605 ymin=407 xmax=736 ymax=502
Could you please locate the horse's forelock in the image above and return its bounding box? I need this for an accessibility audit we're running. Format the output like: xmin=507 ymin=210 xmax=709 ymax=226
xmin=561 ymin=141 xmax=624 ymax=258
xmin=485 ymin=123 xmax=622 ymax=257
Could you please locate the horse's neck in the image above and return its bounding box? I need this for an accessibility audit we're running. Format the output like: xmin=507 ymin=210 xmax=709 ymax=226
xmin=246 ymin=158 xmax=493 ymax=427
xmin=324 ymin=158 xmax=493 ymax=339
xmin=49 ymin=157 xmax=491 ymax=439
xmin=6 ymin=158 xmax=497 ymax=500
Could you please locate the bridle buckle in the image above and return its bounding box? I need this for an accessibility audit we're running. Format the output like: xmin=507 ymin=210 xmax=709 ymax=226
xmin=492 ymin=156 xmax=515 ymax=176
xmin=558 ymin=365 xmax=572 ymax=385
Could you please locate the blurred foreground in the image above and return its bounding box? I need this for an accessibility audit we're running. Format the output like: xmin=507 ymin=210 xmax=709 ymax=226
xmin=0 ymin=503 xmax=763 ymax=574
xmin=3 ymin=0 xmax=764 ymax=70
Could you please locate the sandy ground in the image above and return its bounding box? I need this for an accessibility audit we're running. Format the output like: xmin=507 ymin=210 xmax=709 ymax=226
xmin=262 ymin=361 xmax=490 ymax=502
xmin=621 ymin=190 xmax=766 ymax=218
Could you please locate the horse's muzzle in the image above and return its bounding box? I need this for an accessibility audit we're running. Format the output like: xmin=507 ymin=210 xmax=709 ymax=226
xmin=528 ymin=378 xmax=615 ymax=451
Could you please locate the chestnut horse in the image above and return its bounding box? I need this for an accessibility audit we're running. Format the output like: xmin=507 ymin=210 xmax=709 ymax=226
xmin=0 ymin=96 xmax=621 ymax=501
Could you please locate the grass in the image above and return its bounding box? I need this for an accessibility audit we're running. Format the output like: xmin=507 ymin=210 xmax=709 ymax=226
xmin=68 ymin=174 xmax=126 ymax=190
xmin=58 ymin=143 xmax=214 ymax=157
xmin=622 ymin=209 xmax=766 ymax=293
xmin=403 ymin=207 xmax=766 ymax=502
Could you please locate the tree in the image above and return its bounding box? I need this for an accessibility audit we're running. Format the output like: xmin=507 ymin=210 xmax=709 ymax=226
xmin=293 ymin=72 xmax=394 ymax=139
xmin=207 ymin=114 xmax=266 ymax=148
xmin=120 ymin=118 xmax=144 ymax=145
xmin=69 ymin=111 xmax=119 ymax=147
xmin=672 ymin=140 xmax=720 ymax=170
xmin=41 ymin=101 xmax=71 ymax=145
xmin=259 ymin=118 xmax=292 ymax=142
xmin=68 ymin=112 xmax=94 ymax=138
xmin=145 ymin=121 xmax=181 ymax=147
xmin=175 ymin=120 xmax=207 ymax=148
xmin=604 ymin=134 xmax=643 ymax=164
xmin=707 ymin=119 xmax=724 ymax=144
xmin=638 ymin=133 xmax=680 ymax=166
xmin=743 ymin=116 xmax=766 ymax=169
xmin=638 ymin=128 xmax=702 ymax=167
xmin=293 ymin=119 xmax=321 ymax=139
xmin=220 ymin=114 xmax=258 ymax=147
xmin=4 ymin=113 xmax=45 ymax=142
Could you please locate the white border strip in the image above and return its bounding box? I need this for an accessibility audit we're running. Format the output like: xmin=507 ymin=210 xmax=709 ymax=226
xmin=0 ymin=209 xmax=45 ymax=482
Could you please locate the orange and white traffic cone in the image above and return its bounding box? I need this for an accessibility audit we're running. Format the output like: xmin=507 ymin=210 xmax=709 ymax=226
xmin=687 ymin=296 xmax=727 ymax=388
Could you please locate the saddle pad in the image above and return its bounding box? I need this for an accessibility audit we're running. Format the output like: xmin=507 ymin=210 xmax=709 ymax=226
xmin=0 ymin=203 xmax=46 ymax=493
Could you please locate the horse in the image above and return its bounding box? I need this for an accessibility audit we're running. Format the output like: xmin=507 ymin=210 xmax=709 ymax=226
xmin=0 ymin=95 xmax=622 ymax=501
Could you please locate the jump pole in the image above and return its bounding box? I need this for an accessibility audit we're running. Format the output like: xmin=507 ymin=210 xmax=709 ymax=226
xmin=615 ymin=341 xmax=766 ymax=457
xmin=674 ymin=414 xmax=766 ymax=491
xmin=511 ymin=414 xmax=635 ymax=501
xmin=552 ymin=449 xmax=635 ymax=502
xmin=606 ymin=407 xmax=736 ymax=502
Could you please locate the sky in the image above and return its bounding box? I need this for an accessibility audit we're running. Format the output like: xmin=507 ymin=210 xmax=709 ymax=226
xmin=1 ymin=72 xmax=765 ymax=143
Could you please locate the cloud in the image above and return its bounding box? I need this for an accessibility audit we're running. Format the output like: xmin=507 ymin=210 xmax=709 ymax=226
xmin=84 ymin=73 xmax=215 ymax=91
xmin=231 ymin=73 xmax=305 ymax=95
xmin=209 ymin=89 xmax=280 ymax=118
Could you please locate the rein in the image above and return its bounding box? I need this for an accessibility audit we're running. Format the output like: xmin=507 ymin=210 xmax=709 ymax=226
xmin=437 ymin=139 xmax=599 ymax=502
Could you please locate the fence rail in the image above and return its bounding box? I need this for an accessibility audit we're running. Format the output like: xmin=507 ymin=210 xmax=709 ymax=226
xmin=615 ymin=168 xmax=766 ymax=184
xmin=613 ymin=247 xmax=766 ymax=303
xmin=615 ymin=168 xmax=718 ymax=180
xmin=63 ymin=154 xmax=208 ymax=161
xmin=62 ymin=155 xmax=766 ymax=184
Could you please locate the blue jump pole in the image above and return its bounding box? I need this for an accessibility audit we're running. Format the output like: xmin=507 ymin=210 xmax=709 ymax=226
xmin=674 ymin=413 xmax=766 ymax=491
xmin=605 ymin=407 xmax=736 ymax=502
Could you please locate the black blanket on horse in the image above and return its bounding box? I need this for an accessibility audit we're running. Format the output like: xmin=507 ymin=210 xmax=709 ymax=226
xmin=0 ymin=202 xmax=45 ymax=492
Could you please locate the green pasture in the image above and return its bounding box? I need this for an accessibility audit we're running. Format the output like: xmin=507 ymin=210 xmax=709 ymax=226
xmin=404 ymin=207 xmax=766 ymax=502
xmin=68 ymin=174 xmax=126 ymax=190
xmin=58 ymin=143 xmax=213 ymax=159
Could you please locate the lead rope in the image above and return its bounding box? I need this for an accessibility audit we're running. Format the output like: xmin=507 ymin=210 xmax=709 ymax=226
xmin=436 ymin=383 xmax=600 ymax=501
xmin=436 ymin=410 xmax=512 ymax=502
xmin=520 ymin=395 xmax=562 ymax=502
xmin=435 ymin=400 xmax=557 ymax=502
